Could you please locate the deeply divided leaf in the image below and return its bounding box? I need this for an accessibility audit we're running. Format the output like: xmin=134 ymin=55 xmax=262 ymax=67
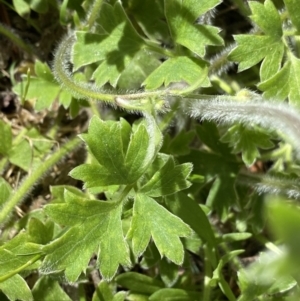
xmin=70 ymin=116 xmax=162 ymax=187
xmin=42 ymin=190 xmax=130 ymax=281
xmin=72 ymin=2 xmax=144 ymax=87
xmin=139 ymin=156 xmax=192 ymax=196
xmin=165 ymin=0 xmax=223 ymax=57
xmin=220 ymin=124 xmax=274 ymax=167
xmin=144 ymin=57 xmax=208 ymax=90
xmin=128 ymin=193 xmax=192 ymax=264
xmin=259 ymin=56 xmax=300 ymax=106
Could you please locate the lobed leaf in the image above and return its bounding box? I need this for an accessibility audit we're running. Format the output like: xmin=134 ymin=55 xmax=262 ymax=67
xmin=259 ymin=55 xmax=300 ymax=106
xmin=118 ymin=49 xmax=161 ymax=89
xmin=164 ymin=192 xmax=216 ymax=246
xmin=229 ymin=36 xmax=284 ymax=77
xmin=129 ymin=0 xmax=170 ymax=42
xmin=72 ymin=2 xmax=144 ymax=87
xmin=220 ymin=124 xmax=274 ymax=167
xmin=144 ymin=56 xmax=208 ymax=90
xmin=70 ymin=116 xmax=162 ymax=188
xmin=283 ymin=0 xmax=300 ymax=32
xmin=229 ymin=0 xmax=284 ymax=82
xmin=128 ymin=193 xmax=192 ymax=265
xmin=139 ymin=156 xmax=192 ymax=197
xmin=165 ymin=0 xmax=223 ymax=57
xmin=42 ymin=190 xmax=130 ymax=281
xmin=249 ymin=0 xmax=282 ymax=38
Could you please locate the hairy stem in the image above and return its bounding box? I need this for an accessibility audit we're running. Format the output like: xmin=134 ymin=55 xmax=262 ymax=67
xmin=86 ymin=0 xmax=104 ymax=30
xmin=208 ymin=44 xmax=235 ymax=76
xmin=0 ymin=137 xmax=82 ymax=225
xmin=53 ymin=35 xmax=169 ymax=112
xmin=238 ymin=171 xmax=300 ymax=199
xmin=188 ymin=97 xmax=300 ymax=159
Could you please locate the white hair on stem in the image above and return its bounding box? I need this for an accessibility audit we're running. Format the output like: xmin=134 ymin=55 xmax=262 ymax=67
xmin=188 ymin=97 xmax=300 ymax=159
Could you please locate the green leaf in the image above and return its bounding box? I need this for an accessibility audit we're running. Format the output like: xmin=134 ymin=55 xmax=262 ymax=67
xmin=115 ymin=272 xmax=164 ymax=295
xmin=210 ymin=250 xmax=244 ymax=299
xmin=196 ymin=121 xmax=233 ymax=156
xmin=220 ymin=124 xmax=274 ymax=167
xmin=0 ymin=274 xmax=33 ymax=301
xmin=144 ymin=56 xmax=208 ymax=90
xmin=267 ymin=199 xmax=300 ymax=265
xmin=13 ymin=61 xmax=73 ymax=110
xmin=128 ymin=193 xmax=192 ymax=265
xmin=12 ymin=0 xmax=30 ymax=16
xmin=118 ymin=49 xmax=161 ymax=89
xmin=249 ymin=0 xmax=282 ymax=38
xmin=268 ymin=275 xmax=297 ymax=295
xmin=42 ymin=190 xmax=130 ymax=281
xmin=164 ymin=192 xmax=216 ymax=246
xmin=162 ymin=131 xmax=195 ymax=156
xmin=259 ymin=55 xmax=300 ymax=106
xmin=28 ymin=218 xmax=54 ymax=245
xmin=149 ymin=288 xmax=201 ymax=301
xmin=207 ymin=174 xmax=237 ymax=222
xmin=283 ymin=0 xmax=300 ymax=32
xmin=128 ymin=0 xmax=170 ymax=42
xmin=139 ymin=156 xmax=192 ymax=197
xmin=0 ymin=232 xmax=42 ymax=282
xmin=72 ymin=2 xmax=144 ymax=87
xmin=59 ymin=89 xmax=73 ymax=109
xmin=9 ymin=139 xmax=32 ymax=171
xmin=229 ymin=0 xmax=284 ymax=82
xmin=238 ymin=250 xmax=287 ymax=301
xmin=140 ymin=242 xmax=161 ymax=269
xmin=221 ymin=232 xmax=252 ymax=242
xmin=32 ymin=276 xmax=72 ymax=301
xmin=92 ymin=281 xmax=114 ymax=301
xmin=165 ymin=0 xmax=223 ymax=57
xmin=229 ymin=35 xmax=284 ymax=77
xmin=70 ymin=116 xmax=162 ymax=187
xmin=180 ymin=150 xmax=239 ymax=221
xmin=0 ymin=120 xmax=12 ymax=156
xmin=159 ymin=258 xmax=179 ymax=287
xmin=28 ymin=0 xmax=49 ymax=14
xmin=0 ymin=178 xmax=12 ymax=206
xmin=181 ymin=149 xmax=239 ymax=176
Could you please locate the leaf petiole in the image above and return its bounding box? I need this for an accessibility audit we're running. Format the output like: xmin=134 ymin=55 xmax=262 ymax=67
xmin=0 ymin=254 xmax=42 ymax=283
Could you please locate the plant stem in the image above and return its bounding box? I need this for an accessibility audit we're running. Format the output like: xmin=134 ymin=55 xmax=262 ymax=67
xmin=144 ymin=40 xmax=175 ymax=58
xmin=203 ymin=244 xmax=213 ymax=301
xmin=53 ymin=35 xmax=168 ymax=108
xmin=0 ymin=137 xmax=82 ymax=225
xmin=86 ymin=0 xmax=104 ymax=30
xmin=0 ymin=22 xmax=34 ymax=55
xmin=218 ymin=275 xmax=237 ymax=301
xmin=0 ymin=254 xmax=41 ymax=283
xmin=116 ymin=184 xmax=134 ymax=203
